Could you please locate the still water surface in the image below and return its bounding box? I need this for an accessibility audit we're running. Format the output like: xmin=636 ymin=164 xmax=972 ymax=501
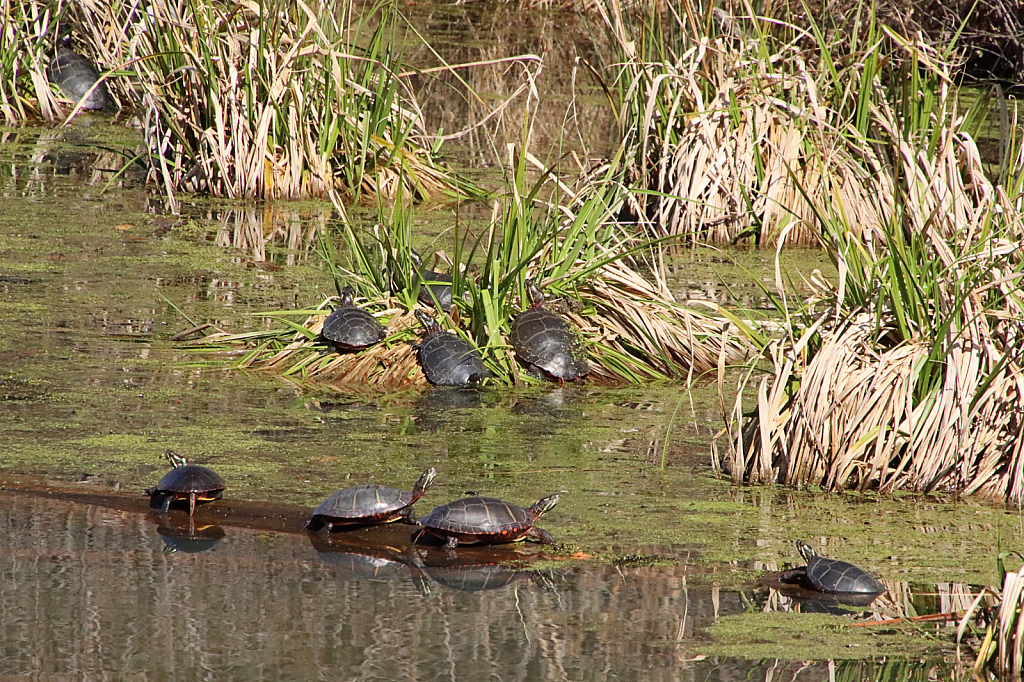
xmin=0 ymin=5 xmax=1015 ymax=679
xmin=0 ymin=491 xmax=763 ymax=682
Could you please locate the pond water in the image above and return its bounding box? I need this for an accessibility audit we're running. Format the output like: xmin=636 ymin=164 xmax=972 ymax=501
xmin=0 ymin=3 xmax=1018 ymax=679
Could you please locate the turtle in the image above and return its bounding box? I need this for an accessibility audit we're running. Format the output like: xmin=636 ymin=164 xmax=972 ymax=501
xmin=321 ymin=285 xmax=385 ymax=351
xmin=47 ymin=34 xmax=113 ymax=111
xmin=410 ymin=249 xmax=468 ymax=312
xmin=414 ymin=310 xmax=490 ymax=386
xmin=795 ymin=540 xmax=885 ymax=594
xmin=510 ymin=280 xmax=589 ymax=382
xmin=413 ymin=495 xmax=559 ymax=547
xmin=145 ymin=450 xmax=226 ymax=515
xmin=305 ymin=468 xmax=437 ymax=533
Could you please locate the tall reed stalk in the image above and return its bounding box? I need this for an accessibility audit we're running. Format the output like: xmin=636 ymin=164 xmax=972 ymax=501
xmin=4 ymin=0 xmax=473 ymax=210
xmin=588 ymin=0 xmax=1000 ymax=246
xmin=718 ymin=10 xmax=1024 ymax=503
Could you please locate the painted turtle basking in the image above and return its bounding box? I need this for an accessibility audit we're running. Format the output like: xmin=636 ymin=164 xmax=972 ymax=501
xmin=321 ymin=285 xmax=385 ymax=351
xmin=305 ymin=468 xmax=437 ymax=532
xmin=47 ymin=34 xmax=113 ymax=111
xmin=795 ymin=540 xmax=885 ymax=594
xmin=414 ymin=310 xmax=490 ymax=386
xmin=410 ymin=249 xmax=469 ymax=312
xmin=146 ymin=450 xmax=226 ymax=515
xmin=510 ymin=280 xmax=588 ymax=382
xmin=413 ymin=494 xmax=559 ymax=547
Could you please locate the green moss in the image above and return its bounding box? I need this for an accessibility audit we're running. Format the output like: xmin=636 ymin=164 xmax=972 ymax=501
xmin=699 ymin=611 xmax=951 ymax=660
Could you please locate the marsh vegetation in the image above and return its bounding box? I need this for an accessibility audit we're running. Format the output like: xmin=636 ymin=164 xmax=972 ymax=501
xmin=5 ymin=0 xmax=1024 ymax=670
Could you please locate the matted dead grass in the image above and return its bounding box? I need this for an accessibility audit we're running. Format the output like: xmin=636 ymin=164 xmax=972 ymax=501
xmin=192 ymin=259 xmax=750 ymax=388
xmin=597 ymin=1 xmax=1003 ymax=247
xmin=722 ymin=116 xmax=1024 ymax=503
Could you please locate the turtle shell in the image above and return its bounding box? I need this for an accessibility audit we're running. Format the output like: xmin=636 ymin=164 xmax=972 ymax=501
xmin=311 ymin=485 xmax=414 ymax=523
xmin=48 ymin=48 xmax=112 ymax=111
xmin=510 ymin=282 xmax=588 ymax=381
xmin=155 ymin=464 xmax=226 ymax=495
xmin=148 ymin=464 xmax=226 ymax=515
xmin=417 ymin=495 xmax=558 ymax=546
xmin=321 ymin=286 xmax=385 ymax=350
xmin=306 ymin=468 xmax=436 ymax=531
xmin=798 ymin=541 xmax=885 ymax=594
xmin=418 ymin=270 xmax=455 ymax=312
xmin=415 ymin=311 xmax=490 ymax=386
xmin=410 ymin=249 xmax=465 ymax=312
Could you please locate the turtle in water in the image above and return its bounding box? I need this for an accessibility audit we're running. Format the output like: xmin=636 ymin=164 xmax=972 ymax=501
xmin=146 ymin=450 xmax=226 ymax=515
xmin=413 ymin=495 xmax=559 ymax=548
xmin=414 ymin=310 xmax=490 ymax=386
xmin=510 ymin=280 xmax=588 ymax=382
xmin=320 ymin=285 xmax=385 ymax=351
xmin=47 ymin=32 xmax=114 ymax=111
xmin=789 ymin=540 xmax=885 ymax=594
xmin=305 ymin=468 xmax=437 ymax=532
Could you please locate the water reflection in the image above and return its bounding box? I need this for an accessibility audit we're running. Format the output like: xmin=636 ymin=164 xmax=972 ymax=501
xmin=0 ymin=489 xmax=921 ymax=682
xmin=413 ymin=554 xmax=553 ymax=593
xmin=156 ymin=517 xmax=226 ymax=554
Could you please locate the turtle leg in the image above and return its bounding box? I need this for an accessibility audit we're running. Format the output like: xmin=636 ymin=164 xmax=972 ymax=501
xmin=527 ymin=528 xmax=555 ymax=545
xmin=444 ymin=536 xmax=459 ymax=549
xmin=317 ymin=520 xmax=334 ymax=535
xmin=401 ymin=507 xmax=420 ymax=526
xmin=151 ymin=492 xmax=173 ymax=514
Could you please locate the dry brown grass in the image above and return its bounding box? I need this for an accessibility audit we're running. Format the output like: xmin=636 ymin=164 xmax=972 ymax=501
xmin=721 ymin=93 xmax=1024 ymax=503
xmin=6 ymin=0 xmax=476 ymax=209
xmin=594 ymin=0 xmax=1009 ymax=248
xmin=194 ymin=299 xmax=428 ymax=388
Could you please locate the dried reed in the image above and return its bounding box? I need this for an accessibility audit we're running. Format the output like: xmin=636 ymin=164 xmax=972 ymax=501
xmin=5 ymin=0 xmax=476 ymax=210
xmin=722 ymin=52 xmax=1024 ymax=503
xmin=591 ymin=0 xmax=999 ymax=246
xmin=959 ymin=558 xmax=1024 ymax=678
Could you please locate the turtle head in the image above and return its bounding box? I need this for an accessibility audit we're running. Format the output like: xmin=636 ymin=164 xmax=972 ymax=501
xmin=530 ymin=494 xmax=559 ymax=519
xmin=525 ymin=279 xmax=546 ymax=308
xmin=339 ymin=285 xmax=355 ymax=307
xmin=796 ymin=540 xmax=817 ymax=562
xmin=409 ymin=248 xmax=423 ymax=269
xmin=414 ymin=309 xmax=439 ymax=333
xmin=412 ymin=467 xmax=437 ymax=497
xmin=163 ymin=449 xmax=188 ymax=468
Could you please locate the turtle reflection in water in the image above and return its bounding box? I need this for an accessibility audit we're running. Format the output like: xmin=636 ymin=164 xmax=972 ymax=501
xmin=156 ymin=519 xmax=225 ymax=554
xmin=316 ymin=548 xmax=417 ymax=583
xmin=417 ymin=560 xmax=554 ymax=592
xmin=146 ymin=449 xmax=226 ymax=515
